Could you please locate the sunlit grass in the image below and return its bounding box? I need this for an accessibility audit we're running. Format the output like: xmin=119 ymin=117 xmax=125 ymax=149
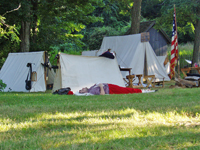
xmin=0 ymin=87 xmax=200 ymax=149
xmin=1 ymin=109 xmax=199 ymax=133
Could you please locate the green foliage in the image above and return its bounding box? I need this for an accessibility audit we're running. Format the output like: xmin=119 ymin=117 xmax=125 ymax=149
xmin=0 ymin=57 xmax=6 ymax=70
xmin=49 ymin=42 xmax=82 ymax=66
xmin=0 ymin=0 xmax=105 ymax=53
xmin=0 ymin=0 xmax=199 ymax=59
xmin=141 ymin=0 xmax=164 ymax=19
xmin=89 ymin=0 xmax=130 ymax=28
xmin=0 ymin=4 xmax=21 ymax=68
xmin=179 ymin=50 xmax=193 ymax=56
xmin=83 ymin=26 xmax=128 ymax=50
xmin=31 ymin=0 xmax=105 ymax=52
xmin=167 ymin=43 xmax=193 ymax=56
xmin=81 ymin=0 xmax=130 ymax=50
xmin=156 ymin=0 xmax=198 ymax=43
xmin=0 ymin=38 xmax=20 ymax=69
xmin=0 ymin=80 xmax=6 ymax=92
xmin=167 ymin=42 xmax=194 ymax=68
xmin=0 ymin=15 xmax=20 ymax=43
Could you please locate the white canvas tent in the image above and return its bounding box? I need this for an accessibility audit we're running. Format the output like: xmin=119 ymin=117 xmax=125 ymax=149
xmin=83 ymin=34 xmax=170 ymax=82
xmin=157 ymin=55 xmax=170 ymax=75
xmin=53 ymin=53 xmax=125 ymax=93
xmin=0 ymin=51 xmax=55 ymax=92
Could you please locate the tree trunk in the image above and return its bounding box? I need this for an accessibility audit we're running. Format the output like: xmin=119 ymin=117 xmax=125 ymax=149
xmin=20 ymin=21 xmax=30 ymax=52
xmin=130 ymin=0 xmax=142 ymax=34
xmin=192 ymin=6 xmax=200 ymax=65
xmin=31 ymin=0 xmax=38 ymax=44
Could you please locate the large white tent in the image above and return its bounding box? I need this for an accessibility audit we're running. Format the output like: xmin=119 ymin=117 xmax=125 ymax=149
xmin=157 ymin=55 xmax=170 ymax=75
xmin=83 ymin=34 xmax=170 ymax=82
xmin=53 ymin=53 xmax=125 ymax=93
xmin=0 ymin=51 xmax=55 ymax=92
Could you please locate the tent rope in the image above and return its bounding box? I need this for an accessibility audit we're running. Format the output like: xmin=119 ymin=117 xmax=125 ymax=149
xmin=116 ymin=53 xmax=129 ymax=68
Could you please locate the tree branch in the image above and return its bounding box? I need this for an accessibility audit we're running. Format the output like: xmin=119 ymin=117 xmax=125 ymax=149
xmin=2 ymin=3 xmax=21 ymax=17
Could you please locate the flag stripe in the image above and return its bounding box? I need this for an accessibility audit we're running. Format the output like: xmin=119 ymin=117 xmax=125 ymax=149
xmin=170 ymin=6 xmax=178 ymax=79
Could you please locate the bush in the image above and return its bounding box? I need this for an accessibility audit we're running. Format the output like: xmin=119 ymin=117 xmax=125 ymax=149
xmin=49 ymin=46 xmax=82 ymax=66
xmin=167 ymin=42 xmax=194 ymax=69
xmin=0 ymin=79 xmax=7 ymax=92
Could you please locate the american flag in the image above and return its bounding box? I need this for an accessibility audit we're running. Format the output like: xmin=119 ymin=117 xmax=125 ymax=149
xmin=170 ymin=6 xmax=178 ymax=79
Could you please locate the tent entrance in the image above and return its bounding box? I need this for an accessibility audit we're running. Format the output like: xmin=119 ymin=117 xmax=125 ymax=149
xmin=144 ymin=49 xmax=148 ymax=76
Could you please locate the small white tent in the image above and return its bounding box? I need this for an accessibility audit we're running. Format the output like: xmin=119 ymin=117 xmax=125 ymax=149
xmin=0 ymin=51 xmax=55 ymax=92
xmin=53 ymin=53 xmax=125 ymax=93
xmin=84 ymin=34 xmax=170 ymax=82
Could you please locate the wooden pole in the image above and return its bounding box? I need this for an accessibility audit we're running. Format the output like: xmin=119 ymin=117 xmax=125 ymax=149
xmin=44 ymin=51 xmax=47 ymax=89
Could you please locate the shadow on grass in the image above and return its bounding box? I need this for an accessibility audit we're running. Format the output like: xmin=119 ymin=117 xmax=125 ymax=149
xmin=1 ymin=123 xmax=200 ymax=149
xmin=1 ymin=93 xmax=200 ymax=123
xmin=0 ymin=88 xmax=200 ymax=126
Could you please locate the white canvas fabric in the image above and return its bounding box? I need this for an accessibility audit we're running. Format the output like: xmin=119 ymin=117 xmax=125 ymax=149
xmin=157 ymin=55 xmax=170 ymax=75
xmin=157 ymin=56 xmax=166 ymax=65
xmin=145 ymin=43 xmax=170 ymax=81
xmin=0 ymin=51 xmax=55 ymax=92
xmin=99 ymin=34 xmax=170 ymax=82
xmin=165 ymin=62 xmax=170 ymax=74
xmin=53 ymin=53 xmax=125 ymax=92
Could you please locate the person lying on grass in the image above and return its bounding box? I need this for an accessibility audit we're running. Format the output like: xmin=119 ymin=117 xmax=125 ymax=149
xmin=78 ymin=83 xmax=156 ymax=95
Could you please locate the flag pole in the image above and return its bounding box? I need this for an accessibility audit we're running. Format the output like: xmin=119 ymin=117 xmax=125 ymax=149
xmin=174 ymin=4 xmax=180 ymax=76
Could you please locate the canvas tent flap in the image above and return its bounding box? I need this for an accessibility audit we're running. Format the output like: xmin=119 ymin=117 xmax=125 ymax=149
xmin=0 ymin=51 xmax=55 ymax=92
xmin=145 ymin=42 xmax=170 ymax=81
xmin=165 ymin=62 xmax=170 ymax=74
xmin=157 ymin=55 xmax=170 ymax=75
xmin=157 ymin=56 xmax=166 ymax=65
xmin=53 ymin=53 xmax=125 ymax=93
xmin=128 ymin=42 xmax=145 ymax=75
xmin=99 ymin=34 xmax=141 ymax=68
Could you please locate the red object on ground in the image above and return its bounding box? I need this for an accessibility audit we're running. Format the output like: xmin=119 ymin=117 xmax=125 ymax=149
xmin=108 ymin=84 xmax=142 ymax=94
xmin=67 ymin=91 xmax=74 ymax=95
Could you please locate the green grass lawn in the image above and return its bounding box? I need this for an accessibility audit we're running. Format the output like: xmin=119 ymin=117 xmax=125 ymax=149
xmin=0 ymin=86 xmax=200 ymax=150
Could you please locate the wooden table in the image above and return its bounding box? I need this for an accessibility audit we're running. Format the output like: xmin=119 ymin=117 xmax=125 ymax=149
xmin=181 ymin=67 xmax=200 ymax=77
xmin=144 ymin=75 xmax=155 ymax=88
xmin=125 ymin=74 xmax=144 ymax=88
xmin=119 ymin=66 xmax=132 ymax=75
xmin=119 ymin=67 xmax=133 ymax=87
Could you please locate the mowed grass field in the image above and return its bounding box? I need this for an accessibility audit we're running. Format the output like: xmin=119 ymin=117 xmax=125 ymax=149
xmin=0 ymin=83 xmax=200 ymax=150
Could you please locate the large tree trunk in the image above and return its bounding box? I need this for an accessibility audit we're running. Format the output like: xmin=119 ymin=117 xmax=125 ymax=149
xmin=31 ymin=0 xmax=38 ymax=44
xmin=20 ymin=21 xmax=30 ymax=52
xmin=20 ymin=0 xmax=31 ymax=52
xmin=192 ymin=6 xmax=200 ymax=66
xmin=130 ymin=0 xmax=142 ymax=34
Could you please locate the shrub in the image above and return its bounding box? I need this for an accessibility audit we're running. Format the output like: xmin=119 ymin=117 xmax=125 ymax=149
xmin=167 ymin=42 xmax=194 ymax=69
xmin=49 ymin=46 xmax=82 ymax=66
xmin=0 ymin=79 xmax=7 ymax=92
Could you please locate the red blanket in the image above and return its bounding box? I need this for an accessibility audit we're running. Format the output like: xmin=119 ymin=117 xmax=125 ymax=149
xmin=108 ymin=84 xmax=142 ymax=94
xmin=67 ymin=91 xmax=74 ymax=95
